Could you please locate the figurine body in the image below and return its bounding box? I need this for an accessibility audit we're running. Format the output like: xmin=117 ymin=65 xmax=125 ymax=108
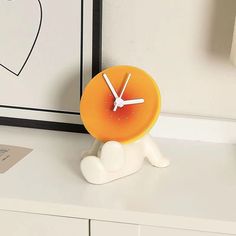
xmin=80 ymin=134 xmax=169 ymax=184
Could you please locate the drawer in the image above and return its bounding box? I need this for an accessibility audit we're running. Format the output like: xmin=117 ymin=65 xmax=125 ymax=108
xmin=140 ymin=225 xmax=233 ymax=236
xmin=91 ymin=220 xmax=233 ymax=236
xmin=91 ymin=220 xmax=139 ymax=236
xmin=0 ymin=210 xmax=88 ymax=236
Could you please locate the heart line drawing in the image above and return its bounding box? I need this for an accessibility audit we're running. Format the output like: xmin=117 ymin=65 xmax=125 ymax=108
xmin=0 ymin=0 xmax=43 ymax=76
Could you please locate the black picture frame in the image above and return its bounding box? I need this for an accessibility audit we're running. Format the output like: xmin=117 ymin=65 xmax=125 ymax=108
xmin=0 ymin=0 xmax=102 ymax=133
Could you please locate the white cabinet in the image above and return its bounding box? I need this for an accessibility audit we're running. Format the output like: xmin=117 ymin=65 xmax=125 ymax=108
xmin=0 ymin=210 xmax=88 ymax=236
xmin=91 ymin=220 xmax=139 ymax=236
xmin=0 ymin=127 xmax=236 ymax=236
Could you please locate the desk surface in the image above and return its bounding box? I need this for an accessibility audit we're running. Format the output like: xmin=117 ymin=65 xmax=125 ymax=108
xmin=0 ymin=126 xmax=236 ymax=234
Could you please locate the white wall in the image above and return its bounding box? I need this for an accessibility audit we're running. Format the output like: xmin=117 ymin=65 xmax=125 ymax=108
xmin=102 ymin=0 xmax=236 ymax=119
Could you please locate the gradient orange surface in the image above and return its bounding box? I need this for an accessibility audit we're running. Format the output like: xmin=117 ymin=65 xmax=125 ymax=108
xmin=80 ymin=65 xmax=161 ymax=143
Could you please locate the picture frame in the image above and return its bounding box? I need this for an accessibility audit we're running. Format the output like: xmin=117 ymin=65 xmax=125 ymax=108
xmin=0 ymin=0 xmax=102 ymax=133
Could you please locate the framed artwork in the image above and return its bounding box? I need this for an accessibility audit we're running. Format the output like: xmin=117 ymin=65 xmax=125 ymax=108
xmin=0 ymin=0 xmax=102 ymax=132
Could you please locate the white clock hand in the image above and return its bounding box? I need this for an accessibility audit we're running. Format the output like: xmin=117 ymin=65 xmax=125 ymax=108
xmin=123 ymin=98 xmax=144 ymax=105
xmin=119 ymin=73 xmax=131 ymax=99
xmin=113 ymin=73 xmax=131 ymax=111
xmin=102 ymin=73 xmax=118 ymax=99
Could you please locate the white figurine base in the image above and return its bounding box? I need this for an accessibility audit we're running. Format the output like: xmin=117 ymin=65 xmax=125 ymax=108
xmin=80 ymin=134 xmax=170 ymax=184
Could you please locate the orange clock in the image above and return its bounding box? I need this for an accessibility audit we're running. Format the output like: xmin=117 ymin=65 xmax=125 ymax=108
xmin=80 ymin=65 xmax=161 ymax=143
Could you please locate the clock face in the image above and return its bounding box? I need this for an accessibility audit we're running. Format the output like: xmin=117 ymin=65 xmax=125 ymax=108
xmin=80 ymin=65 xmax=161 ymax=143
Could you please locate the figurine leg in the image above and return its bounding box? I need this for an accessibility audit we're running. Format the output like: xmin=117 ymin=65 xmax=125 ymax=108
xmin=143 ymin=134 xmax=170 ymax=168
xmin=80 ymin=156 xmax=107 ymax=184
xmin=80 ymin=141 xmax=126 ymax=184
xmin=99 ymin=141 xmax=125 ymax=172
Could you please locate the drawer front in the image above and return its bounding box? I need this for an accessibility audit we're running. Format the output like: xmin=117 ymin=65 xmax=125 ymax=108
xmin=0 ymin=210 xmax=88 ymax=236
xmin=91 ymin=220 xmax=139 ymax=236
xmin=141 ymin=225 xmax=233 ymax=236
xmin=91 ymin=220 xmax=233 ymax=236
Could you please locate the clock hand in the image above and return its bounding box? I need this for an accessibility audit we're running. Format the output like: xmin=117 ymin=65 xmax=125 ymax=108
xmin=113 ymin=73 xmax=131 ymax=111
xmin=123 ymin=98 xmax=144 ymax=105
xmin=119 ymin=73 xmax=131 ymax=99
xmin=102 ymin=73 xmax=118 ymax=99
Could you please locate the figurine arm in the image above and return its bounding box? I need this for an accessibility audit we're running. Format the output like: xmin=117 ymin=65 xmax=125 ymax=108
xmin=81 ymin=139 xmax=102 ymax=158
xmin=143 ymin=134 xmax=170 ymax=168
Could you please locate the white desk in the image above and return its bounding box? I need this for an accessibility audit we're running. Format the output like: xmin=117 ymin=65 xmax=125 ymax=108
xmin=0 ymin=126 xmax=235 ymax=235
